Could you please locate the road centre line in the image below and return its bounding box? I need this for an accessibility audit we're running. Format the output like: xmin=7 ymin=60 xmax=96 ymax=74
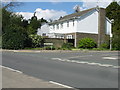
xmin=102 ymin=57 xmax=118 ymax=60
xmin=51 ymin=58 xmax=120 ymax=69
xmin=68 ymin=55 xmax=93 ymax=59
xmin=49 ymin=81 xmax=73 ymax=88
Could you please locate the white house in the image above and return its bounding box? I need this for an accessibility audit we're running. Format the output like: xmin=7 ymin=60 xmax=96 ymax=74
xmin=38 ymin=7 xmax=112 ymax=47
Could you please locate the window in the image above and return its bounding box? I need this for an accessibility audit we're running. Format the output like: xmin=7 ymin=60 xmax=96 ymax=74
xmin=50 ymin=26 xmax=53 ymax=29
xmin=57 ymin=24 xmax=59 ymax=29
xmin=61 ymin=23 xmax=63 ymax=29
xmin=67 ymin=35 xmax=73 ymax=39
xmin=53 ymin=25 xmax=55 ymax=29
xmin=42 ymin=33 xmax=46 ymax=36
xmin=73 ymin=20 xmax=74 ymax=26
xmin=61 ymin=36 xmax=64 ymax=39
xmin=67 ymin=21 xmax=69 ymax=27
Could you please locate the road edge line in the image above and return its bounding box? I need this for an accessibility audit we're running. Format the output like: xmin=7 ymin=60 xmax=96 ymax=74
xmin=1 ymin=65 xmax=23 ymax=74
xmin=49 ymin=81 xmax=73 ymax=88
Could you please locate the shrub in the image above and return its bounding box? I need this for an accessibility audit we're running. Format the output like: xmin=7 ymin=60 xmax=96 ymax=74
xmin=78 ymin=38 xmax=97 ymax=49
xmin=29 ymin=34 xmax=44 ymax=48
xmin=2 ymin=25 xmax=30 ymax=50
xmin=62 ymin=43 xmax=73 ymax=50
xmin=100 ymin=43 xmax=109 ymax=49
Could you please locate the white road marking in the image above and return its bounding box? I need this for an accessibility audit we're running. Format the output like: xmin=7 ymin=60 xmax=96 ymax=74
xmin=49 ymin=81 xmax=73 ymax=88
xmin=51 ymin=58 xmax=119 ymax=69
xmin=103 ymin=57 xmax=118 ymax=60
xmin=68 ymin=55 xmax=93 ymax=59
xmin=0 ymin=65 xmax=23 ymax=73
xmin=1 ymin=65 xmax=74 ymax=88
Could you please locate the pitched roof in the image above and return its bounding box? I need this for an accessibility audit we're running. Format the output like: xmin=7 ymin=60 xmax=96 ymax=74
xmin=49 ymin=7 xmax=96 ymax=24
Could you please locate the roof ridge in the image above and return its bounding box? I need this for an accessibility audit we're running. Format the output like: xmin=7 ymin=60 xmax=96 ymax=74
xmin=49 ymin=7 xmax=98 ymax=24
xmin=61 ymin=7 xmax=95 ymax=18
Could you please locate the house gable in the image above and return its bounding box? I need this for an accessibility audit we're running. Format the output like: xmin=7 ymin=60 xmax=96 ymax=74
xmin=76 ymin=9 xmax=99 ymax=34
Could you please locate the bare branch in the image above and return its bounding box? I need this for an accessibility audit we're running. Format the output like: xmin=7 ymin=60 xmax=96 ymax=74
xmin=2 ymin=1 xmax=23 ymax=10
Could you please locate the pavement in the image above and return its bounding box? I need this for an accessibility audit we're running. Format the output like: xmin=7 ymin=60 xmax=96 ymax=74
xmin=2 ymin=50 xmax=119 ymax=88
xmin=2 ymin=67 xmax=69 ymax=88
xmin=1 ymin=49 xmax=119 ymax=53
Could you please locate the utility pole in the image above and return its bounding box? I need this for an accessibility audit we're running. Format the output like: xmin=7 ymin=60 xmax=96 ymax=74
xmin=110 ymin=19 xmax=114 ymax=50
xmin=74 ymin=32 xmax=77 ymax=47
xmin=110 ymin=36 xmax=112 ymax=50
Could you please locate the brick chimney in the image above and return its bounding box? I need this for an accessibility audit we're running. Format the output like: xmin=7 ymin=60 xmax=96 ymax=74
xmin=98 ymin=8 xmax=106 ymax=47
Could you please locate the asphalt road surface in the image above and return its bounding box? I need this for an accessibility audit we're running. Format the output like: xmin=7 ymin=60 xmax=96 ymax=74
xmin=2 ymin=51 xmax=119 ymax=88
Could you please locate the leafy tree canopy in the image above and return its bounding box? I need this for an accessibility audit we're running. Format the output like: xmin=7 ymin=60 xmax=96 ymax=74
xmin=106 ymin=1 xmax=120 ymax=50
xmin=1 ymin=1 xmax=47 ymax=49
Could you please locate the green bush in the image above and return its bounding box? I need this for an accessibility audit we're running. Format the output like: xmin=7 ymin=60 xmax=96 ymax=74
xmin=100 ymin=43 xmax=109 ymax=49
xmin=78 ymin=38 xmax=97 ymax=49
xmin=29 ymin=34 xmax=44 ymax=48
xmin=2 ymin=25 xmax=30 ymax=50
xmin=62 ymin=43 xmax=73 ymax=50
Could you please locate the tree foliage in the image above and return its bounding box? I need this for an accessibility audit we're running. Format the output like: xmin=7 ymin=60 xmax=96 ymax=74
xmin=106 ymin=1 xmax=120 ymax=50
xmin=27 ymin=15 xmax=47 ymax=35
xmin=2 ymin=24 xmax=30 ymax=49
xmin=2 ymin=2 xmax=47 ymax=49
xmin=2 ymin=2 xmax=49 ymax=50
xmin=2 ymin=7 xmax=31 ymax=49
xmin=2 ymin=8 xmax=11 ymax=34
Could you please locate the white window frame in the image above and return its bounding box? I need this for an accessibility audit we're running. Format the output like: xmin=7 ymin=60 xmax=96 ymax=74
xmin=67 ymin=35 xmax=73 ymax=39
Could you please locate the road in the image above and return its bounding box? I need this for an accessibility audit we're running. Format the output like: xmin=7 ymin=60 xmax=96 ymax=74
xmin=2 ymin=51 xmax=119 ymax=88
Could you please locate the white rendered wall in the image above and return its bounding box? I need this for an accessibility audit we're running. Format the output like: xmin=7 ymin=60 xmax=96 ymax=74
xmin=49 ymin=20 xmax=77 ymax=34
xmin=77 ymin=10 xmax=98 ymax=34
xmin=106 ymin=19 xmax=112 ymax=37
xmin=37 ymin=24 xmax=50 ymax=36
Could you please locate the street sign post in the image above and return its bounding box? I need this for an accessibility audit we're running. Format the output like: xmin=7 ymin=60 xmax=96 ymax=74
xmin=44 ymin=43 xmax=53 ymax=46
xmin=44 ymin=43 xmax=53 ymax=50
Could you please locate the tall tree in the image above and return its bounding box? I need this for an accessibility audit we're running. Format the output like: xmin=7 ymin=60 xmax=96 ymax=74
xmin=2 ymin=2 xmax=32 ymax=49
xmin=2 ymin=8 xmax=11 ymax=34
xmin=27 ymin=12 xmax=47 ymax=35
xmin=106 ymin=1 xmax=120 ymax=50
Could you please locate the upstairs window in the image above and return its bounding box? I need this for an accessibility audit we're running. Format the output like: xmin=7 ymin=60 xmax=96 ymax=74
xmin=61 ymin=23 xmax=63 ymax=29
xmin=73 ymin=20 xmax=74 ymax=26
xmin=53 ymin=25 xmax=55 ymax=29
xmin=57 ymin=24 xmax=59 ymax=29
xmin=67 ymin=21 xmax=69 ymax=27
